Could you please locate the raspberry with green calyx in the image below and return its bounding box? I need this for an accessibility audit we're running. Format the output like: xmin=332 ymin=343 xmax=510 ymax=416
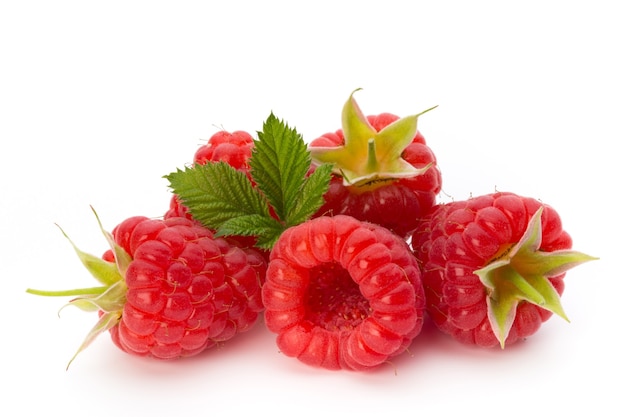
xmin=27 ymin=211 xmax=266 ymax=368
xmin=411 ymin=192 xmax=598 ymax=348
xmin=308 ymin=89 xmax=442 ymax=238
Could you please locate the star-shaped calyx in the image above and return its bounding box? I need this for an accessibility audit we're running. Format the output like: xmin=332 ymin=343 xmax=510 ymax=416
xmin=474 ymin=207 xmax=598 ymax=348
xmin=26 ymin=207 xmax=131 ymax=369
xmin=309 ymin=89 xmax=437 ymax=188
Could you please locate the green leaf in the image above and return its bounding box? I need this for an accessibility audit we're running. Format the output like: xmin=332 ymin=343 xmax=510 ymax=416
xmin=217 ymin=215 xmax=286 ymax=250
xmin=250 ymin=113 xmax=311 ymax=221
xmin=287 ymin=163 xmax=333 ymax=226
xmin=164 ymin=113 xmax=332 ymax=250
xmin=165 ymin=161 xmax=270 ymax=231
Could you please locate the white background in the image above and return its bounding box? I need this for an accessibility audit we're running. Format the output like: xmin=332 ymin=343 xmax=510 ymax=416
xmin=1 ymin=1 xmax=623 ymax=416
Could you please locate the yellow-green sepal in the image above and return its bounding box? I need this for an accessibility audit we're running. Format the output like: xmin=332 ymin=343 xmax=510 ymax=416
xmin=65 ymin=310 xmax=122 ymax=370
xmin=475 ymin=207 xmax=598 ymax=348
xmin=309 ymin=89 xmax=436 ymax=186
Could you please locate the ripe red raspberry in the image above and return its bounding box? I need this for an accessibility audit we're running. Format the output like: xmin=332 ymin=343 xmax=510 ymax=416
xmin=309 ymin=91 xmax=442 ymax=239
xmin=193 ymin=130 xmax=255 ymax=170
xmin=29 ymin=213 xmax=266 ymax=365
xmin=410 ymin=192 xmax=596 ymax=348
xmin=262 ymin=215 xmax=425 ymax=371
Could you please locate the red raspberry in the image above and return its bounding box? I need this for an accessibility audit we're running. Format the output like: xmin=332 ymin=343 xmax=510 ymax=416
xmin=309 ymin=92 xmax=442 ymax=239
xmin=411 ymin=192 xmax=596 ymax=348
xmin=30 ymin=214 xmax=266 ymax=365
xmin=193 ymin=130 xmax=255 ymax=170
xmin=262 ymin=215 xmax=425 ymax=371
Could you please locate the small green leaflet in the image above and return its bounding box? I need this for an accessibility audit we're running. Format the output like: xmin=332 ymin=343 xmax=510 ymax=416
xmin=251 ymin=114 xmax=311 ymax=222
xmin=165 ymin=113 xmax=333 ymax=250
xmin=166 ymin=161 xmax=271 ymax=229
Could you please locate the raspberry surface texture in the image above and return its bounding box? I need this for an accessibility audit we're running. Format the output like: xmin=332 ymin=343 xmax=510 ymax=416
xmin=107 ymin=216 xmax=266 ymax=358
xmin=193 ymin=130 xmax=255 ymax=169
xmin=411 ymin=192 xmax=595 ymax=348
xmin=262 ymin=215 xmax=425 ymax=371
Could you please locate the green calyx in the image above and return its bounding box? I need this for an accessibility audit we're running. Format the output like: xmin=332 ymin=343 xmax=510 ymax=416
xmin=309 ymin=88 xmax=437 ymax=187
xmin=474 ymin=207 xmax=598 ymax=348
xmin=26 ymin=207 xmax=129 ymax=369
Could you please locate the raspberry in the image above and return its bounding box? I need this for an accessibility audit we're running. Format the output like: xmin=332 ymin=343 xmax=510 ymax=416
xmin=411 ymin=192 xmax=596 ymax=348
xmin=262 ymin=215 xmax=425 ymax=371
xmin=309 ymin=91 xmax=442 ymax=239
xmin=193 ymin=130 xmax=255 ymax=170
xmin=28 ymin=213 xmax=266 ymax=366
